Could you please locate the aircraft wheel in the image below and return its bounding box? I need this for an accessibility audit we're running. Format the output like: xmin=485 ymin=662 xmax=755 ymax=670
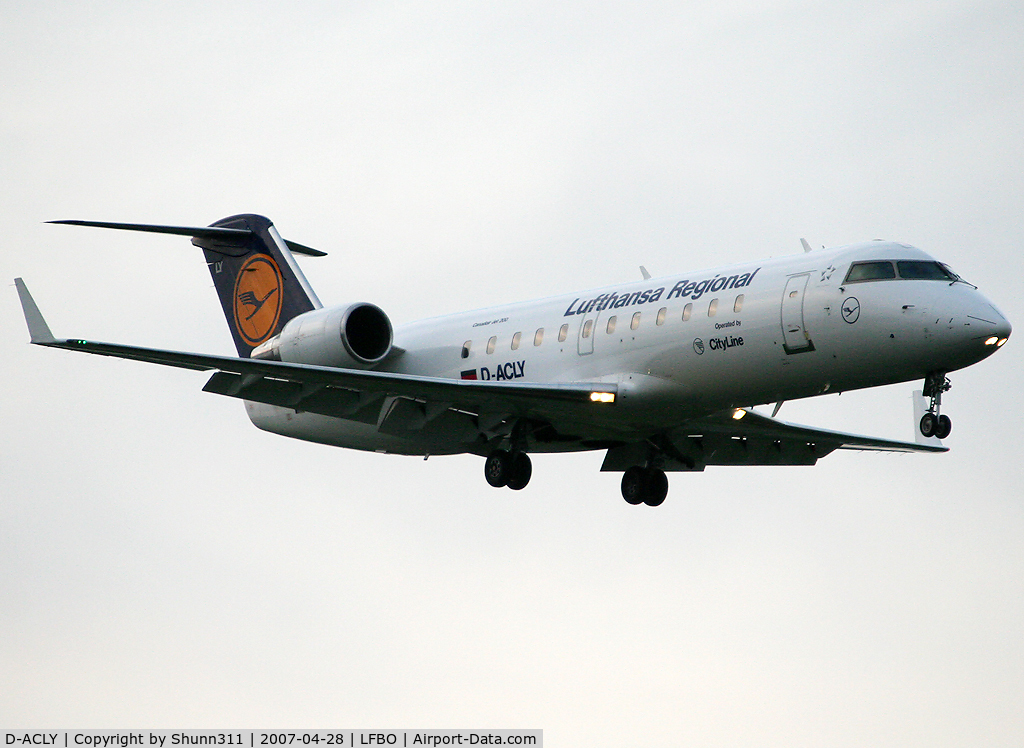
xmin=642 ymin=468 xmax=669 ymax=507
xmin=621 ymin=466 xmax=646 ymax=505
xmin=936 ymin=414 xmax=952 ymax=439
xmin=506 ymin=451 xmax=533 ymax=491
xmin=484 ymin=449 xmax=511 ymax=487
xmin=919 ymin=413 xmax=938 ymax=438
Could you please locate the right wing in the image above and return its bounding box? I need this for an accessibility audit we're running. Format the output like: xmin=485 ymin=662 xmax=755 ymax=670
xmin=601 ymin=406 xmax=947 ymax=472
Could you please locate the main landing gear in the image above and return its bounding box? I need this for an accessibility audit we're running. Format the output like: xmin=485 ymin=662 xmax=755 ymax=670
xmin=920 ymin=372 xmax=953 ymax=440
xmin=621 ymin=465 xmax=669 ymax=507
xmin=484 ymin=448 xmax=533 ymax=491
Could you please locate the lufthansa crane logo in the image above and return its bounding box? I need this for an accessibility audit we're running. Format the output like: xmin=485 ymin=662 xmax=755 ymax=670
xmin=841 ymin=296 xmax=861 ymax=324
xmin=233 ymin=254 xmax=283 ymax=345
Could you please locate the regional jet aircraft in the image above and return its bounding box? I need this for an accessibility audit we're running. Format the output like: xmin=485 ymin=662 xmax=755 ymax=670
xmin=15 ymin=215 xmax=1011 ymax=505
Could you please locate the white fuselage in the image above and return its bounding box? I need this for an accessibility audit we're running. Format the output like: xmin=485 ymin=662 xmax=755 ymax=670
xmin=246 ymin=241 xmax=1010 ymax=455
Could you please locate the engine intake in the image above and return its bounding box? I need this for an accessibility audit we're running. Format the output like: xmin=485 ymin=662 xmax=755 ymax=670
xmin=251 ymin=302 xmax=393 ymax=368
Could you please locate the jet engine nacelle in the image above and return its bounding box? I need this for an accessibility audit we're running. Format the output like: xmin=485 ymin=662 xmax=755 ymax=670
xmin=251 ymin=302 xmax=393 ymax=368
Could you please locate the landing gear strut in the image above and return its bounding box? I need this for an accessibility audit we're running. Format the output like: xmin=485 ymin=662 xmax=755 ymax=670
xmin=484 ymin=448 xmax=532 ymax=491
xmin=621 ymin=465 xmax=669 ymax=507
xmin=920 ymin=372 xmax=952 ymax=439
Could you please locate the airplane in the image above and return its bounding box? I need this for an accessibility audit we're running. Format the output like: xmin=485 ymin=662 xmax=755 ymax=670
xmin=15 ymin=214 xmax=1012 ymax=506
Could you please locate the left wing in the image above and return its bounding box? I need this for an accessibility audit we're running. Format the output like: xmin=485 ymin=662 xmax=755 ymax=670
xmin=15 ymin=279 xmax=619 ymax=436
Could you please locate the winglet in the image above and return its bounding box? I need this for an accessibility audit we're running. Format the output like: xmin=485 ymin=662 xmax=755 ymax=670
xmin=800 ymin=238 xmax=813 ymax=253
xmin=14 ymin=278 xmax=57 ymax=344
xmin=639 ymin=265 xmax=652 ymax=280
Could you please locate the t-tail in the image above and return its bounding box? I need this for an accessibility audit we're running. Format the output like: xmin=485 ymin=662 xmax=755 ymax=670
xmin=49 ymin=214 xmax=325 ymax=357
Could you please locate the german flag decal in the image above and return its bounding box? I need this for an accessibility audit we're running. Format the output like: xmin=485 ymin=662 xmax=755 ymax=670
xmin=232 ymin=254 xmax=283 ymax=346
xmin=460 ymin=369 xmax=478 ymax=380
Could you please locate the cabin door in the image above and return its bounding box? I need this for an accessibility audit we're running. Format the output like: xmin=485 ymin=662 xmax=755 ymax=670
xmin=577 ymin=310 xmax=601 ymax=355
xmin=781 ymin=273 xmax=815 ymax=354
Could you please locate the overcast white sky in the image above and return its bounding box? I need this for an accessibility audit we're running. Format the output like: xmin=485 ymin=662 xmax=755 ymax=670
xmin=2 ymin=1 xmax=1022 ymax=744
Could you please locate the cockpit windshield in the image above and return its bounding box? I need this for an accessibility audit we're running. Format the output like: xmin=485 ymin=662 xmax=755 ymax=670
xmin=844 ymin=260 xmax=961 ymax=284
xmin=896 ymin=261 xmax=957 ymax=280
xmin=845 ymin=261 xmax=895 ymax=282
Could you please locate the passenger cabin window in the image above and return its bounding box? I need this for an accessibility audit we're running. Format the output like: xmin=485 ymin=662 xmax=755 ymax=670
xmin=708 ymin=299 xmax=718 ymax=317
xmin=461 ymin=341 xmax=471 ymax=359
xmin=657 ymin=307 xmax=667 ymax=325
xmin=486 ymin=336 xmax=497 ymax=354
xmin=733 ymin=294 xmax=744 ymax=313
xmin=682 ymin=303 xmax=692 ymax=322
xmin=631 ymin=312 xmax=641 ymax=330
xmin=845 ymin=261 xmax=896 ymax=283
xmin=558 ymin=324 xmax=569 ymax=342
xmin=606 ymin=316 xmax=617 ymax=334
xmin=582 ymin=320 xmax=593 ymax=338
xmin=511 ymin=332 xmax=521 ymax=350
xmin=534 ymin=328 xmax=544 ymax=346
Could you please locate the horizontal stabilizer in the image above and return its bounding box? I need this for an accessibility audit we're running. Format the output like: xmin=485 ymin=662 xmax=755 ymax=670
xmin=47 ymin=219 xmax=327 ymax=257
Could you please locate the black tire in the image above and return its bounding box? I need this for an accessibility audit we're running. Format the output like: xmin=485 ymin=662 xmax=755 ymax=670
xmin=506 ymin=451 xmax=533 ymax=491
xmin=621 ymin=466 xmax=646 ymax=505
xmin=484 ymin=449 xmax=510 ymax=488
xmin=643 ymin=468 xmax=669 ymax=507
xmin=936 ymin=414 xmax=952 ymax=439
xmin=919 ymin=413 xmax=938 ymax=438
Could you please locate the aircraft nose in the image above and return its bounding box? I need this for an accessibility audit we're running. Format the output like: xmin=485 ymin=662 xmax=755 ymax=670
xmin=977 ymin=300 xmax=1011 ymax=352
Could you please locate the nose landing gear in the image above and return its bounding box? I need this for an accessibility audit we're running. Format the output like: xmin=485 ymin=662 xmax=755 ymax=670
xmin=920 ymin=372 xmax=953 ymax=439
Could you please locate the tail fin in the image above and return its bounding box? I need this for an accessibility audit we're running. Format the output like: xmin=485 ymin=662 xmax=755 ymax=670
xmin=50 ymin=214 xmax=323 ymax=357
xmin=194 ymin=214 xmax=322 ymax=356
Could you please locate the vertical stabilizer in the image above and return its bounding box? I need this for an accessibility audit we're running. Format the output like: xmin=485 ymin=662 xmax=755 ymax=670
xmin=192 ymin=214 xmax=322 ymax=357
xmin=48 ymin=215 xmax=325 ymax=358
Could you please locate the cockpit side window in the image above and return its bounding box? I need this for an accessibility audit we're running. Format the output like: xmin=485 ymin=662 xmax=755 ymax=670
xmin=844 ymin=261 xmax=896 ymax=283
xmin=896 ymin=260 xmax=957 ymax=281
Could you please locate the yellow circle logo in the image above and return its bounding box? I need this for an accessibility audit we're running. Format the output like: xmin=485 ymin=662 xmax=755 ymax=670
xmin=233 ymin=254 xmax=283 ymax=346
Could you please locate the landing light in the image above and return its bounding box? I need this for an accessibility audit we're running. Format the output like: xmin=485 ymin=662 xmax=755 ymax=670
xmin=984 ymin=336 xmax=999 ymax=346
xmin=997 ymin=338 xmax=1008 ymax=347
xmin=590 ymin=392 xmax=615 ymax=404
xmin=732 ymin=409 xmax=746 ymax=420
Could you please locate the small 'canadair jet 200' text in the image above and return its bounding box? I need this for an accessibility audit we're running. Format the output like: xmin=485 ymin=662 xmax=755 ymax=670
xmin=16 ymin=215 xmax=1011 ymax=506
